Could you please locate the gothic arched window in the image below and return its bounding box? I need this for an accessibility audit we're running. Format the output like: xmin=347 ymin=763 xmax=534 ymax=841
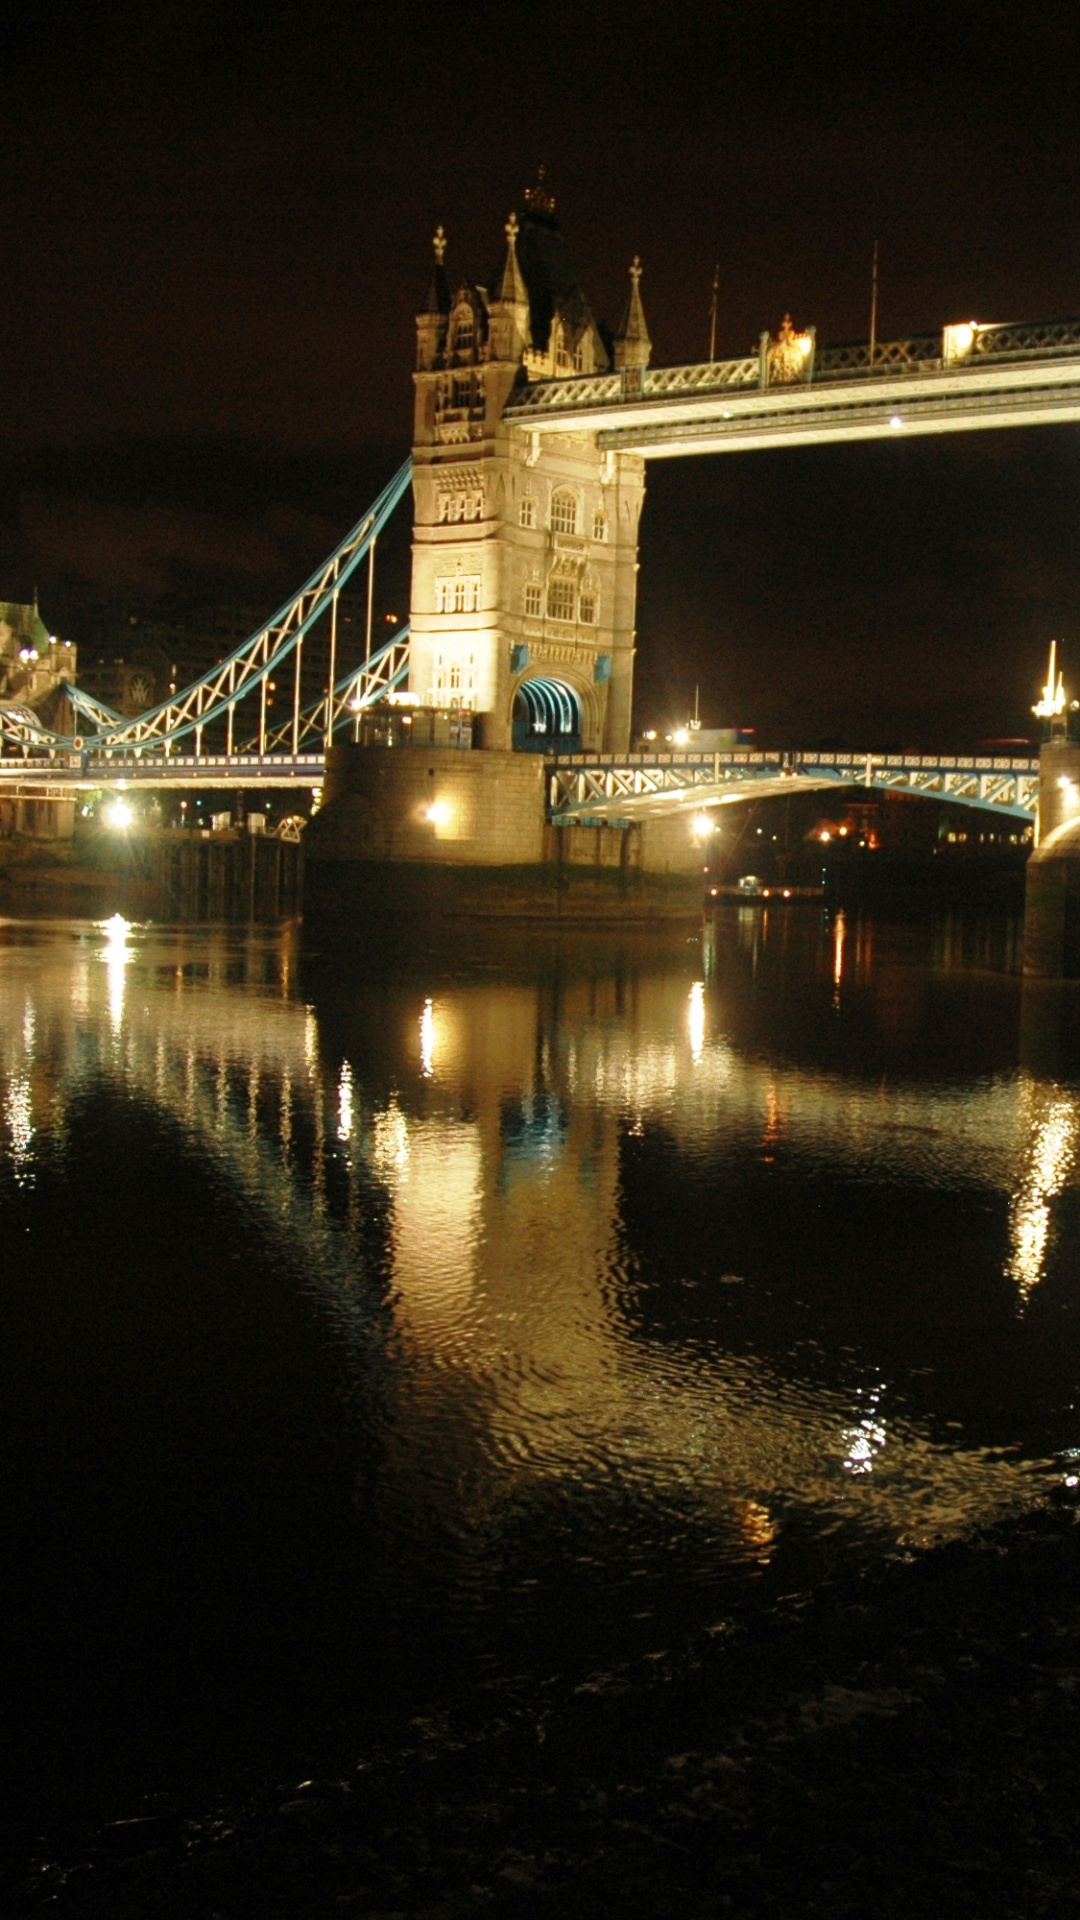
xmin=550 ymin=490 xmax=579 ymax=535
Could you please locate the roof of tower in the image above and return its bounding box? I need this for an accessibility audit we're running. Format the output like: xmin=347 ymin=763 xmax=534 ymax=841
xmin=500 ymin=186 xmax=601 ymax=354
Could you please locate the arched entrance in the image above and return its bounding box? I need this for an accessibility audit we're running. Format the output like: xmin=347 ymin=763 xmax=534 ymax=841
xmin=512 ymin=677 xmax=583 ymax=753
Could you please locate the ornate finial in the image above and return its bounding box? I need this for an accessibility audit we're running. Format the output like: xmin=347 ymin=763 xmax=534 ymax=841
xmin=433 ymin=225 xmax=447 ymax=264
xmin=524 ymin=165 xmax=555 ymax=215
xmin=1034 ymin=640 xmax=1067 ymax=721
xmin=505 ymin=211 xmax=519 ymax=245
xmin=630 ymin=255 xmax=642 ymax=284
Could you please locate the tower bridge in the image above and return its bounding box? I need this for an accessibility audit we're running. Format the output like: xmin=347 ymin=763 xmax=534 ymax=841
xmin=1 ymin=185 xmax=1077 ymax=848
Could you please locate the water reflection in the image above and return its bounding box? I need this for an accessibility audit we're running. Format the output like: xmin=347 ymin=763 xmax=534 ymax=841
xmin=3 ymin=909 xmax=1080 ymax=1687
xmin=1005 ymin=1078 xmax=1078 ymax=1302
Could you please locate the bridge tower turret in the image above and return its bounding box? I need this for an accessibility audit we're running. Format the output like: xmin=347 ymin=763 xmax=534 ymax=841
xmin=409 ymin=181 xmax=646 ymax=753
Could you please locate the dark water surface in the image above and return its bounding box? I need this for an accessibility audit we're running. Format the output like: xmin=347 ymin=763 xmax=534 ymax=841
xmin=5 ymin=903 xmax=1080 ymax=1858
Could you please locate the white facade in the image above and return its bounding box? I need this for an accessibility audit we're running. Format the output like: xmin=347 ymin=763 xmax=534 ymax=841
xmin=410 ymin=195 xmax=649 ymax=753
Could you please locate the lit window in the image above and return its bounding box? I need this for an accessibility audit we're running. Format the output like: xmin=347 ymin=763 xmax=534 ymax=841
xmin=573 ymin=341 xmax=585 ymax=372
xmin=450 ymin=660 xmax=461 ymax=692
xmin=524 ymin=582 xmax=542 ymax=618
xmin=592 ymin=508 xmax=607 ymax=542
xmin=550 ymin=490 xmax=579 ymax=534
xmin=547 ymin=578 xmax=575 ymax=621
xmin=580 ymin=591 xmax=596 ymax=624
xmin=519 ymin=495 xmax=535 ymax=528
xmin=436 ymin=576 xmax=481 ymax=614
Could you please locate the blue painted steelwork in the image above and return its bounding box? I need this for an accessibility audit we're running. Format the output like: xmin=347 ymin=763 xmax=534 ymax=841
xmin=0 ymin=461 xmax=412 ymax=758
xmin=514 ymin=677 xmax=581 ymax=746
xmin=61 ymin=682 xmax=124 ymax=731
xmin=547 ymin=749 xmax=1040 ymax=823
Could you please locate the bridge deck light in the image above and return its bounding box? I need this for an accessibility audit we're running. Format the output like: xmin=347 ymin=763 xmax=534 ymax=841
xmin=889 ymin=414 xmax=903 ymax=429
xmin=692 ymin=811 xmax=718 ymax=840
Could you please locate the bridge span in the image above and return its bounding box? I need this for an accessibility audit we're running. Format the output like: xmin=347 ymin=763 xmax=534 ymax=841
xmin=2 ymin=193 xmax=1075 ymax=798
xmin=0 ymin=742 xmax=1041 ymax=829
xmin=547 ymin=749 xmax=1039 ymax=825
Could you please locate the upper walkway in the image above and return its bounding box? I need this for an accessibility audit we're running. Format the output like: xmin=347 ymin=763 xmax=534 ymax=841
xmin=505 ymin=318 xmax=1080 ymax=457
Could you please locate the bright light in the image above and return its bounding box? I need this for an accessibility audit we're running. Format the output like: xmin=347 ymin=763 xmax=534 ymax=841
xmin=819 ymin=829 xmax=832 ymax=843
xmin=889 ymin=414 xmax=903 ymax=429
xmin=672 ymin=728 xmax=690 ymax=746
xmin=692 ymin=811 xmax=718 ymax=840
xmin=104 ymin=799 xmax=134 ymax=830
xmin=688 ymin=980 xmax=705 ymax=1060
xmin=425 ymin=799 xmax=453 ymax=829
xmin=420 ymin=997 xmax=436 ymax=1077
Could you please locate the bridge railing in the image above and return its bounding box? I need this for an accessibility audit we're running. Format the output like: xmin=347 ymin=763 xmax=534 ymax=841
xmin=507 ymin=317 xmax=1080 ymax=421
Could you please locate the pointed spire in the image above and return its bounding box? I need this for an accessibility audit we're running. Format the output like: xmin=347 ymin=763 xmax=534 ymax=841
xmin=487 ymin=210 xmax=532 ymax=364
xmin=416 ymin=226 xmax=452 ymax=371
xmin=495 ymin=211 xmax=529 ymax=307
xmin=613 ymin=255 xmax=651 ymax=371
xmin=421 ymin=225 xmax=451 ymax=316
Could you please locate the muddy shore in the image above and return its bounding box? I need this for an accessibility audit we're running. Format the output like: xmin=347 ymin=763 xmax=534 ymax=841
xmin=11 ymin=1503 xmax=1080 ymax=1919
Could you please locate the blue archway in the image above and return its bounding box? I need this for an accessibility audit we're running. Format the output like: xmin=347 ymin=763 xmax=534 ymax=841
xmin=512 ymin=677 xmax=582 ymax=753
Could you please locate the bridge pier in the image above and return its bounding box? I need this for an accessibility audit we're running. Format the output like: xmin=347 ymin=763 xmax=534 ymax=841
xmin=302 ymin=743 xmax=705 ymax=923
xmin=1023 ymin=735 xmax=1080 ymax=977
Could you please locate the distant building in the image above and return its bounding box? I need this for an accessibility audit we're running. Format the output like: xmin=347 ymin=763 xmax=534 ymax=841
xmin=0 ymin=598 xmax=78 ymax=837
xmin=0 ymin=598 xmax=77 ymax=721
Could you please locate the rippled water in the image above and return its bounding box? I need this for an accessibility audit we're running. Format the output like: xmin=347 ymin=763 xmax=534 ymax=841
xmin=5 ymin=902 xmax=1080 ymax=1829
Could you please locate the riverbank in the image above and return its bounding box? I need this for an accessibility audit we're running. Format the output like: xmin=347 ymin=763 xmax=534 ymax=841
xmin=13 ymin=1501 xmax=1080 ymax=1918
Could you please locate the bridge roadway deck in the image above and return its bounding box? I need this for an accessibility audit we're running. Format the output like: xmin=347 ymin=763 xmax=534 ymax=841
xmin=0 ymin=752 xmax=326 ymax=795
xmin=0 ymin=746 xmax=1041 ymax=824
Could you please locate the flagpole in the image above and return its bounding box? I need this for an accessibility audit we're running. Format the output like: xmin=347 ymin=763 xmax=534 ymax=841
xmin=708 ymin=265 xmax=719 ymax=363
xmin=869 ymin=239 xmax=879 ymax=366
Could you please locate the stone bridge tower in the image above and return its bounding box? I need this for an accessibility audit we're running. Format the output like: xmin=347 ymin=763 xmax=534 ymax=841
xmin=410 ymin=177 xmax=647 ymax=754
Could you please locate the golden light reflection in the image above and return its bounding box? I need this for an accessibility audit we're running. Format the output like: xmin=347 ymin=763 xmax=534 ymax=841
xmin=420 ymin=997 xmax=436 ymax=1078
xmin=842 ymin=1392 xmax=888 ymax=1476
xmin=388 ymin=1120 xmax=482 ymax=1343
xmin=832 ymin=909 xmax=846 ymax=999
xmin=372 ymin=1099 xmax=410 ymax=1180
xmin=337 ymin=1061 xmax=354 ymax=1142
xmin=688 ymin=981 xmax=705 ymax=1061
xmin=1006 ymin=1084 xmax=1078 ymax=1301
xmin=102 ymin=914 xmax=133 ymax=1031
xmin=734 ymin=1498 xmax=777 ymax=1563
xmin=5 ymin=1073 xmax=33 ymax=1178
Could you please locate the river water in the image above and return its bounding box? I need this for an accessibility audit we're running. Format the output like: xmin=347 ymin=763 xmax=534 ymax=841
xmin=5 ymin=902 xmax=1080 ymax=1847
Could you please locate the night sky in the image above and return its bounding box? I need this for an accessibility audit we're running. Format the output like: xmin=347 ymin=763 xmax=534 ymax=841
xmin=4 ymin=1 xmax=1080 ymax=747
